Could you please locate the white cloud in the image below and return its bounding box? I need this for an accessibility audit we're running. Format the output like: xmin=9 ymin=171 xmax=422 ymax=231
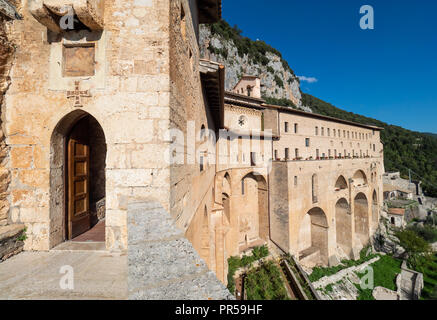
xmin=298 ymin=76 xmax=318 ymax=83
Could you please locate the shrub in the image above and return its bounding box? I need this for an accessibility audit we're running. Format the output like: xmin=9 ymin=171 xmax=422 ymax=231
xmin=395 ymin=229 xmax=432 ymax=268
xmin=245 ymin=261 xmax=289 ymax=300
xmin=226 ymin=245 xmax=269 ymax=293
xmin=274 ymin=75 xmax=284 ymax=88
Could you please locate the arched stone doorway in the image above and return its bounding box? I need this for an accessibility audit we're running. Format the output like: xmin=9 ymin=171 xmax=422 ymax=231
xmin=238 ymin=172 xmax=268 ymax=252
xmin=354 ymin=193 xmax=369 ymax=247
xmin=298 ymin=207 xmax=329 ymax=267
xmin=50 ymin=111 xmax=106 ymax=247
xmin=335 ymin=198 xmax=352 ymax=258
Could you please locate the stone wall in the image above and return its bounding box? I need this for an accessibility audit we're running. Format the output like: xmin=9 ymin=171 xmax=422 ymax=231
xmin=4 ymin=0 xmax=172 ymax=251
xmin=0 ymin=11 xmax=14 ymax=227
xmin=128 ymin=201 xmax=233 ymax=300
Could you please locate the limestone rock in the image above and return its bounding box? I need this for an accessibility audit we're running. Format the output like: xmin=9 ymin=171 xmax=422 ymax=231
xmin=372 ymin=286 xmax=398 ymax=300
xmin=199 ymin=24 xmax=312 ymax=112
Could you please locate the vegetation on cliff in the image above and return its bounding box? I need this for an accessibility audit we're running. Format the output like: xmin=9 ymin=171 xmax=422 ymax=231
xmin=208 ymin=19 xmax=297 ymax=76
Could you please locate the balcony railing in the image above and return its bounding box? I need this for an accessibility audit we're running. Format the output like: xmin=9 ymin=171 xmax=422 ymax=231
xmin=274 ymin=155 xmax=375 ymax=162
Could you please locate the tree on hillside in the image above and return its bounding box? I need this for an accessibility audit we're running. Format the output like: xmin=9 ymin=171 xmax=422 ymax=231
xmin=395 ymin=229 xmax=432 ymax=269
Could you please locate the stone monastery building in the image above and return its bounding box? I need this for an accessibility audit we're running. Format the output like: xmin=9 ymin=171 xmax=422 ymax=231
xmin=0 ymin=0 xmax=384 ymax=285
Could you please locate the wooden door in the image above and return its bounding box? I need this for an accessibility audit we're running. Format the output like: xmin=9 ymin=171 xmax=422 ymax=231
xmin=67 ymin=138 xmax=90 ymax=239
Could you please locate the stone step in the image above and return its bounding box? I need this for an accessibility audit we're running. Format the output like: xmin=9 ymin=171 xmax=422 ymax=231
xmin=0 ymin=224 xmax=26 ymax=262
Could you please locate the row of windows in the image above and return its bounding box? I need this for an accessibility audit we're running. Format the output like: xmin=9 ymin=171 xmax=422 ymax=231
xmin=284 ymin=122 xmax=299 ymax=134
xmin=283 ymin=121 xmax=375 ymax=141
xmin=277 ymin=137 xmax=376 ymax=155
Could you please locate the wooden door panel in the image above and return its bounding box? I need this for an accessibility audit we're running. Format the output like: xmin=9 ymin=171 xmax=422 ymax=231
xmin=68 ymin=138 xmax=90 ymax=239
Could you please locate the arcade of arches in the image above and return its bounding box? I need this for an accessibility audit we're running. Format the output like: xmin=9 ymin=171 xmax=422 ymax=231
xmin=285 ymin=168 xmax=382 ymax=268
xmin=187 ymin=170 xmax=269 ymax=283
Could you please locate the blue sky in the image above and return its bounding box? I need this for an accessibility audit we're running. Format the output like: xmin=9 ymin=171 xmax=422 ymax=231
xmin=222 ymin=0 xmax=437 ymax=133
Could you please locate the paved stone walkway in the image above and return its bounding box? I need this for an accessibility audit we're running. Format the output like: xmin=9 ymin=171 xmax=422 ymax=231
xmin=0 ymin=250 xmax=127 ymax=300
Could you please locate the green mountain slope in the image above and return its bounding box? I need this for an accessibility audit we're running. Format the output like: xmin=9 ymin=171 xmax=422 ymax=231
xmin=302 ymin=94 xmax=437 ymax=197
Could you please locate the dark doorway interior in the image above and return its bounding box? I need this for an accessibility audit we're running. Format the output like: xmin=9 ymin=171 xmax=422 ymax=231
xmin=66 ymin=115 xmax=106 ymax=241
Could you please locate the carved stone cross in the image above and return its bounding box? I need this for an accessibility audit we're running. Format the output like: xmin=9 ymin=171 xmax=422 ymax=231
xmin=67 ymin=81 xmax=91 ymax=108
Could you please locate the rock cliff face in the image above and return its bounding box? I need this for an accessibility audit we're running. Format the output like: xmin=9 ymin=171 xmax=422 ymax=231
xmin=199 ymin=21 xmax=311 ymax=112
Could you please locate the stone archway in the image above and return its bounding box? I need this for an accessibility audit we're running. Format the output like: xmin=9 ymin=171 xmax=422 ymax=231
xmin=335 ymin=175 xmax=348 ymax=191
xmin=50 ymin=110 xmax=106 ymax=248
xmin=354 ymin=192 xmax=370 ymax=247
xmin=238 ymin=172 xmax=268 ymax=252
xmin=335 ymin=198 xmax=352 ymax=258
xmin=353 ymin=170 xmax=368 ymax=187
xmin=298 ymin=207 xmax=329 ymax=267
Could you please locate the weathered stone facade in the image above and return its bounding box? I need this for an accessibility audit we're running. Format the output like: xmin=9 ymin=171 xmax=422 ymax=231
xmin=1 ymin=0 xmax=385 ymax=299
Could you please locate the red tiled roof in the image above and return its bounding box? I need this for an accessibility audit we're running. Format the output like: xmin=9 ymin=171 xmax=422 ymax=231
xmin=388 ymin=208 xmax=405 ymax=216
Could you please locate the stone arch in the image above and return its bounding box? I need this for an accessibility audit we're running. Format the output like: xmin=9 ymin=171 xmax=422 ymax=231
xmin=335 ymin=175 xmax=348 ymax=191
xmin=238 ymin=172 xmax=269 ymax=251
xmin=354 ymin=192 xmax=370 ymax=247
xmin=335 ymin=198 xmax=352 ymax=258
xmin=222 ymin=172 xmax=231 ymax=196
xmin=298 ymin=207 xmax=329 ymax=266
xmin=50 ymin=110 xmax=107 ymax=248
xmin=353 ymin=170 xmax=368 ymax=187
xmin=372 ymin=190 xmax=379 ymax=224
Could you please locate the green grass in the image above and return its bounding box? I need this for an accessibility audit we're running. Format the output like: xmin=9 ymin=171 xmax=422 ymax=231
xmin=226 ymin=245 xmax=269 ymax=293
xmin=414 ymin=254 xmax=437 ymax=300
xmin=355 ymin=255 xmax=402 ymax=300
xmin=245 ymin=261 xmax=290 ymax=300
xmin=309 ymin=247 xmax=378 ymax=282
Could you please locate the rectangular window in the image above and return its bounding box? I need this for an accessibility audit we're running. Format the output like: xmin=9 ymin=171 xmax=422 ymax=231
xmin=321 ymin=127 xmax=324 ymax=136
xmin=294 ymin=123 xmax=298 ymax=134
xmin=294 ymin=176 xmax=298 ymax=186
xmin=295 ymin=148 xmax=299 ymax=158
xmin=333 ymin=129 xmax=336 ymax=137
xmin=285 ymin=148 xmax=290 ymax=160
xmin=327 ymin=128 xmax=330 ymax=136
xmin=274 ymin=149 xmax=278 ymax=159
xmin=241 ymin=179 xmax=245 ymax=195
xmin=284 ymin=122 xmax=289 ymax=133
xmin=305 ymin=138 xmax=310 ymax=147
